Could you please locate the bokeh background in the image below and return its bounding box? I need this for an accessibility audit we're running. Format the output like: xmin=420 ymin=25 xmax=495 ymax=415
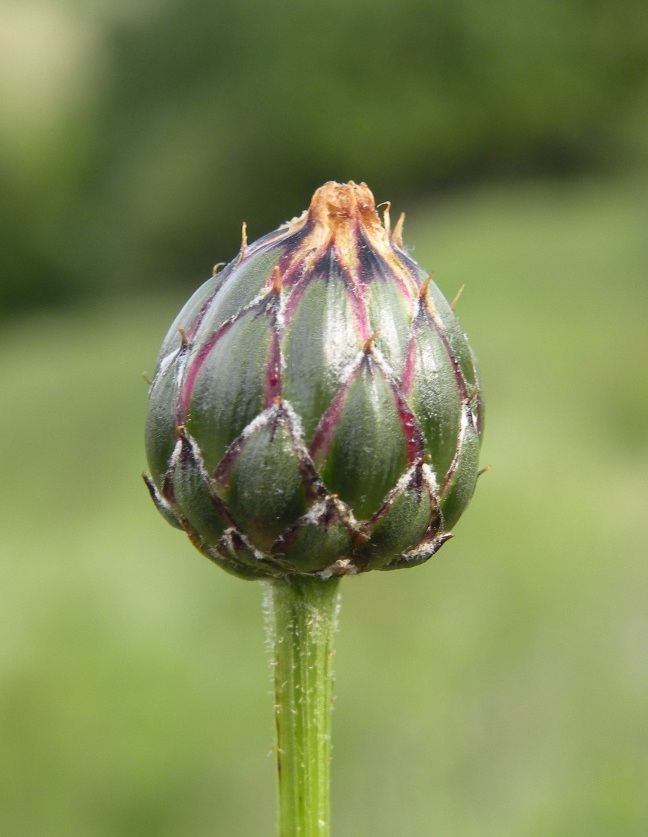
xmin=2 ymin=1 xmax=648 ymax=834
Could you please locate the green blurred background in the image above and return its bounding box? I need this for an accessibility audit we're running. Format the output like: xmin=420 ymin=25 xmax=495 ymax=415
xmin=2 ymin=1 xmax=647 ymax=834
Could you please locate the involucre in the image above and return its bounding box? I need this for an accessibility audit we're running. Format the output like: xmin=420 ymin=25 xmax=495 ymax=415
xmin=144 ymin=182 xmax=483 ymax=579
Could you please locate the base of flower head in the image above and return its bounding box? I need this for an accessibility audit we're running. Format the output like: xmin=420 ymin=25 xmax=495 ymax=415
xmin=142 ymin=392 xmax=458 ymax=581
xmin=143 ymin=467 xmax=453 ymax=581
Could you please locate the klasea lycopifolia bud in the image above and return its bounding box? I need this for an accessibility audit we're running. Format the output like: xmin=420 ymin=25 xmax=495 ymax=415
xmin=144 ymin=182 xmax=483 ymax=579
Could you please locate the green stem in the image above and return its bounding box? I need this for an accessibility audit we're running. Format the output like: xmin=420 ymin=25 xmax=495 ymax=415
xmin=264 ymin=575 xmax=341 ymax=837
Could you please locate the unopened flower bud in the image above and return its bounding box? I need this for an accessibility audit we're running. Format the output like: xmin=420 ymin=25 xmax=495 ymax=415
xmin=144 ymin=182 xmax=483 ymax=579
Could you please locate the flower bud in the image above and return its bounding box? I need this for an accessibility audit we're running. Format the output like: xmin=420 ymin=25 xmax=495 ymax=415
xmin=144 ymin=182 xmax=483 ymax=579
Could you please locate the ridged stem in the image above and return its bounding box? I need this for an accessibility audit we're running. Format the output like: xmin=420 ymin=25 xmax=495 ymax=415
xmin=263 ymin=576 xmax=341 ymax=837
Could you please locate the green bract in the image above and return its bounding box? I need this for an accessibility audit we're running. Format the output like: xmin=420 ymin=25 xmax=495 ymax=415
xmin=144 ymin=182 xmax=483 ymax=579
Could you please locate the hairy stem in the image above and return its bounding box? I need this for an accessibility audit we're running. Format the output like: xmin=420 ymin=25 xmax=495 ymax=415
xmin=264 ymin=576 xmax=341 ymax=837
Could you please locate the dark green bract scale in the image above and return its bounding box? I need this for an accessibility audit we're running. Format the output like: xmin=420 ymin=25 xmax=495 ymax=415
xmin=144 ymin=182 xmax=483 ymax=580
